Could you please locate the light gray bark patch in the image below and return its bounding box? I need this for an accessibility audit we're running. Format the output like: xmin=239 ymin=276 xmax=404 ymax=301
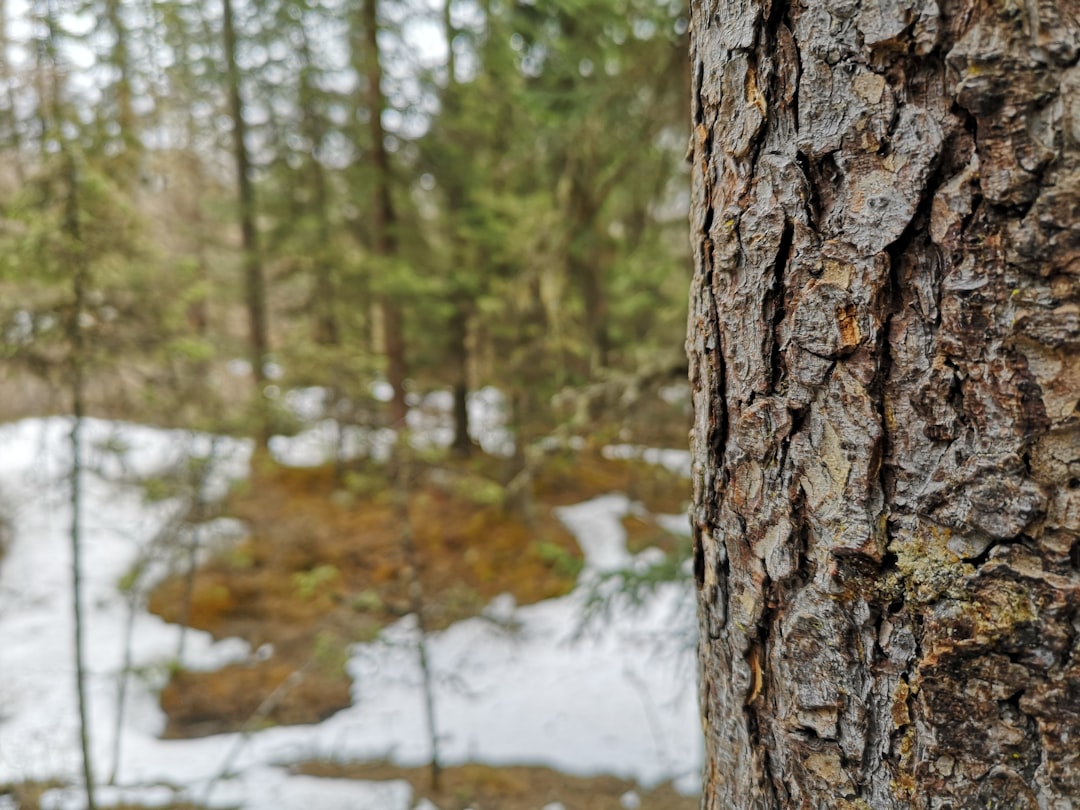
xmin=718 ymin=53 xmax=766 ymax=161
xmin=713 ymin=0 xmax=760 ymax=50
xmin=795 ymin=3 xmax=860 ymax=63
xmin=770 ymin=591 xmax=876 ymax=802
xmin=920 ymin=446 xmax=1048 ymax=540
xmin=695 ymin=27 xmax=729 ymax=115
xmin=1015 ymin=305 xmax=1080 ymax=348
xmin=933 ymin=473 xmax=1047 ymax=540
xmin=791 ymin=281 xmax=862 ymax=358
xmin=1031 ymin=428 xmax=1080 ymax=485
xmin=1027 ymin=0 xmax=1080 ymax=65
xmin=793 ymin=367 xmax=887 ymax=562
xmin=729 ymin=397 xmax=799 ymax=580
xmin=733 ymin=396 xmax=792 ymax=463
xmin=780 ymin=604 xmax=849 ymax=738
xmin=855 ymin=0 xmax=936 ymax=47
xmin=834 ymin=106 xmax=943 ymax=254
xmin=911 ymin=358 xmax=962 ymax=442
xmin=1062 ymin=64 xmax=1080 ymax=150
xmin=929 ymin=155 xmax=979 ymax=246
xmin=797 ymin=59 xmax=887 ymax=158
xmin=785 ymin=346 xmax=834 ymax=407
xmin=740 ymin=156 xmax=794 ymax=271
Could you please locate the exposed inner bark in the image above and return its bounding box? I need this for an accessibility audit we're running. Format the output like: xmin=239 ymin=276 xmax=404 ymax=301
xmin=688 ymin=2 xmax=1080 ymax=807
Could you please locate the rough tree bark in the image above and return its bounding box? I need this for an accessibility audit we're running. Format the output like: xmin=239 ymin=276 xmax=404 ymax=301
xmin=688 ymin=1 xmax=1080 ymax=807
xmin=361 ymin=0 xmax=409 ymax=427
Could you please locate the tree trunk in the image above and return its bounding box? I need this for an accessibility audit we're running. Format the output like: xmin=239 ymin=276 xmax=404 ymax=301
xmin=362 ymin=0 xmax=408 ymax=427
xmin=296 ymin=22 xmax=339 ymax=349
xmin=442 ymin=5 xmax=475 ymax=458
xmin=688 ymin=2 xmax=1080 ymax=807
xmin=449 ymin=303 xmax=472 ymax=457
xmin=39 ymin=0 xmax=98 ymax=798
xmin=222 ymin=0 xmax=270 ymax=446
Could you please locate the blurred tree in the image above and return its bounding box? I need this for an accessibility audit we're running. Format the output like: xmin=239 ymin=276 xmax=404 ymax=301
xmin=0 ymin=0 xmax=691 ymax=455
xmin=221 ymin=0 xmax=271 ymax=445
xmin=351 ymin=0 xmax=409 ymax=426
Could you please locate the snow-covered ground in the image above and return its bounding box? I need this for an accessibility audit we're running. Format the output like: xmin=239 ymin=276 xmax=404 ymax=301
xmin=0 ymin=416 xmax=700 ymax=810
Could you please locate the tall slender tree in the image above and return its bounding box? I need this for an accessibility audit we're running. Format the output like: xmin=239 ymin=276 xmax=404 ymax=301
xmin=355 ymin=0 xmax=408 ymax=426
xmin=36 ymin=0 xmax=97 ymax=801
xmin=221 ymin=0 xmax=270 ymax=444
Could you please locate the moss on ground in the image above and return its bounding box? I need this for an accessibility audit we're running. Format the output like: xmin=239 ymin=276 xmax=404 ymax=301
xmin=148 ymin=447 xmax=688 ymax=737
xmin=294 ymin=761 xmax=698 ymax=810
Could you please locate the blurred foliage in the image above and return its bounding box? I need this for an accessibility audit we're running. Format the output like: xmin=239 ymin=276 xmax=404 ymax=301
xmin=0 ymin=0 xmax=689 ymax=444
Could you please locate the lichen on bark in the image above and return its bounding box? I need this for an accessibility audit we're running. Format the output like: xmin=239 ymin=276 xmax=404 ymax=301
xmin=689 ymin=1 xmax=1080 ymax=807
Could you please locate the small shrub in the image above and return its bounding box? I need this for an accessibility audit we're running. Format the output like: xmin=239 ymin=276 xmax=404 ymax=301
xmin=532 ymin=540 xmax=584 ymax=578
xmin=293 ymin=564 xmax=340 ymax=600
xmin=350 ymin=588 xmax=384 ymax=613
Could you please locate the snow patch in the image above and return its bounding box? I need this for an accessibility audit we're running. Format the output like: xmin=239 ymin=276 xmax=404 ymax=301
xmin=0 ymin=417 xmax=701 ymax=808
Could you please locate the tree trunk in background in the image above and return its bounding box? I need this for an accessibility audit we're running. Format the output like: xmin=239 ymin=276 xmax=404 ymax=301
xmin=296 ymin=23 xmax=339 ymax=349
xmin=222 ymin=0 xmax=270 ymax=446
xmin=102 ymin=0 xmax=139 ymax=179
xmin=42 ymin=0 xmax=97 ymax=798
xmin=443 ymin=4 xmax=473 ymax=457
xmin=449 ymin=302 xmax=472 ymax=456
xmin=65 ymin=153 xmax=97 ymax=810
xmin=363 ymin=0 xmax=408 ymax=427
xmin=688 ymin=1 xmax=1080 ymax=807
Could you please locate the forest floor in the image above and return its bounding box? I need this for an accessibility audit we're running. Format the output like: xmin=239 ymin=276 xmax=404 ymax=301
xmin=147 ymin=448 xmax=689 ymax=738
xmin=3 ymin=764 xmax=698 ymax=810
xmin=0 ymin=393 xmax=698 ymax=810
xmin=296 ymin=761 xmax=697 ymax=810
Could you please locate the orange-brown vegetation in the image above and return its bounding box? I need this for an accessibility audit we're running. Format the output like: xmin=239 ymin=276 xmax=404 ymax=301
xmin=295 ymin=761 xmax=698 ymax=810
xmin=532 ymin=449 xmax=688 ymax=512
xmin=621 ymin=512 xmax=684 ymax=555
xmin=149 ymin=448 xmax=688 ymax=738
xmin=159 ymin=659 xmax=350 ymax=738
xmin=149 ymin=451 xmax=614 ymax=737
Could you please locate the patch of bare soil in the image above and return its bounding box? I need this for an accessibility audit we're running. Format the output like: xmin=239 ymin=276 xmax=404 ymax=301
xmin=148 ymin=448 xmax=689 ymax=738
xmin=532 ymin=449 xmax=689 ymax=513
xmin=621 ymin=512 xmax=685 ymax=555
xmin=295 ymin=761 xmax=698 ymax=810
xmin=0 ymin=781 xmax=202 ymax=810
xmin=149 ymin=454 xmax=584 ymax=737
xmin=0 ymin=781 xmax=63 ymax=810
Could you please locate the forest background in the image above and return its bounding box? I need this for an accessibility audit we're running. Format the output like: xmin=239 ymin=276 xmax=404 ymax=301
xmin=0 ymin=0 xmax=691 ymax=444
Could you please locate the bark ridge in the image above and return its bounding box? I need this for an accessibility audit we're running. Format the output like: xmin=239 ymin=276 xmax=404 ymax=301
xmin=689 ymin=1 xmax=1080 ymax=806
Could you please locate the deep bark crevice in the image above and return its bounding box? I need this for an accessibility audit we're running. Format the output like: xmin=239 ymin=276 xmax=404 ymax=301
xmin=794 ymin=150 xmax=816 ymax=225
xmin=693 ymin=60 xmax=705 ymax=125
xmin=769 ymin=219 xmax=794 ymax=393
xmin=693 ymin=530 xmax=706 ymax=588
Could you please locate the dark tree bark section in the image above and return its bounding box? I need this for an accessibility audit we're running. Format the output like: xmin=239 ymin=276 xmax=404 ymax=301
xmin=688 ymin=1 xmax=1080 ymax=807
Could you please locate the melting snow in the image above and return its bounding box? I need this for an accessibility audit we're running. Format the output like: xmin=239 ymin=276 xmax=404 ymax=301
xmin=0 ymin=417 xmax=701 ymax=809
